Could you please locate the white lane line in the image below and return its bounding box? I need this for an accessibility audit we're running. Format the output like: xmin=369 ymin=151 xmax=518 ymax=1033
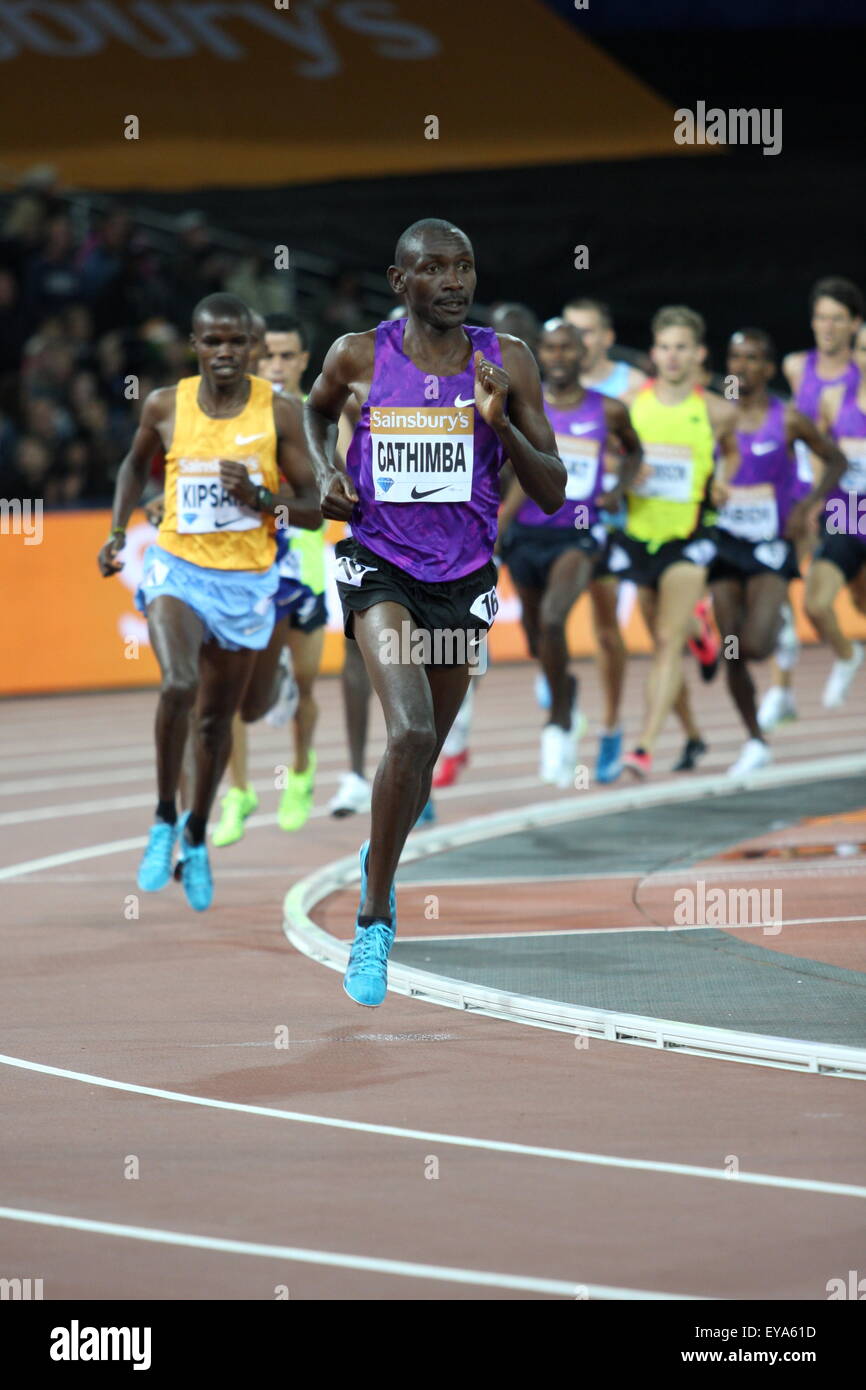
xmin=0 ymin=1207 xmax=702 ymax=1299
xmin=396 ymin=916 xmax=866 ymax=943
xmin=0 ymin=1053 xmax=863 ymax=1198
xmin=0 ymin=775 xmax=548 ymax=880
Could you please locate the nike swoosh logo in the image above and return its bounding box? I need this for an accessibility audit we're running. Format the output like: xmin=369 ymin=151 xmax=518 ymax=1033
xmin=454 ymin=395 xmax=474 ymax=408
xmin=569 ymin=422 xmax=597 ymax=435
xmin=410 ymin=485 xmax=450 ymax=500
xmin=214 ymin=516 xmax=242 ymax=528
xmin=752 ymin=441 xmax=778 ymax=455
xmin=235 ymin=433 xmax=267 ymax=445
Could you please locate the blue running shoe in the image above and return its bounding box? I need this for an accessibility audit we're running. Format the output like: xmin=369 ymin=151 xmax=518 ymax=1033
xmin=359 ymin=840 xmax=396 ymax=926
xmin=343 ymin=918 xmax=395 ymax=1007
xmin=534 ymin=672 xmax=551 ymax=710
xmin=137 ymin=818 xmax=178 ymax=892
xmin=415 ymin=797 xmax=436 ymax=826
xmin=174 ymin=812 xmax=213 ymax=911
xmin=595 ymin=729 xmax=623 ymax=784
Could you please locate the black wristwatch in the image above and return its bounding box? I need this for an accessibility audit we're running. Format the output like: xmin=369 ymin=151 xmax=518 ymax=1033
xmin=255 ymin=485 xmax=275 ymax=513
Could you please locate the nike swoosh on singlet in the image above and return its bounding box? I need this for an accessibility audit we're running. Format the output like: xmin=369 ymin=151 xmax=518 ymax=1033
xmin=752 ymin=441 xmax=778 ymax=455
xmin=214 ymin=515 xmax=242 ymax=528
xmin=454 ymin=395 xmax=474 ymax=407
xmin=569 ymin=421 xmax=597 ymax=435
xmin=410 ymin=485 xmax=450 ymax=500
xmin=235 ymin=432 xmax=267 ymax=445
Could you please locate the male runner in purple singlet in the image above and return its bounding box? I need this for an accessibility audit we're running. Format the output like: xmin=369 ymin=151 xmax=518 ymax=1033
xmin=304 ymin=219 xmax=566 ymax=1006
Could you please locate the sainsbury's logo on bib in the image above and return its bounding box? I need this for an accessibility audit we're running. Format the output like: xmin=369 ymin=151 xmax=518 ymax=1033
xmin=370 ymin=405 xmax=474 ymax=503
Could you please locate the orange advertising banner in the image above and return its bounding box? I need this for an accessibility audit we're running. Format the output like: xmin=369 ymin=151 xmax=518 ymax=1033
xmin=0 ymin=1 xmax=691 ymax=190
xmin=2 ymin=509 xmax=866 ymax=697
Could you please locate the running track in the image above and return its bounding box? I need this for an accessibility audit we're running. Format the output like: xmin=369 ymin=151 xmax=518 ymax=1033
xmin=1 ymin=647 xmax=865 ymax=1300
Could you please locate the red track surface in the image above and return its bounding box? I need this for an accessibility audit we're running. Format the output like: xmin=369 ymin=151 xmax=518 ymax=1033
xmin=2 ymin=646 xmax=865 ymax=1299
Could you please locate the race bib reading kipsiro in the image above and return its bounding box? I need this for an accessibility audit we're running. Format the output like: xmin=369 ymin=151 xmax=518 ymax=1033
xmin=176 ymin=458 xmax=263 ymax=533
xmin=370 ymin=406 xmax=474 ymax=503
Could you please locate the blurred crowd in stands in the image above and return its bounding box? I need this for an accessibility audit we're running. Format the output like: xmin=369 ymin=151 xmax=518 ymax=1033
xmin=0 ymin=168 xmax=378 ymax=509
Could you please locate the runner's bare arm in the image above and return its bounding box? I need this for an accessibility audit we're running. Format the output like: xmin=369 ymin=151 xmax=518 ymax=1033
xmin=601 ymin=398 xmax=643 ymax=502
xmin=787 ymin=407 xmax=846 ymax=500
xmin=496 ymin=472 xmax=529 ymax=544
xmin=492 ymin=337 xmax=566 ymax=514
xmin=97 ymin=388 xmax=171 ymax=575
xmin=273 ymin=393 xmax=323 ymax=529
xmin=782 ymin=350 xmax=807 ymax=398
xmin=706 ymin=394 xmax=741 ymax=501
xmin=304 ymin=333 xmax=371 ymax=521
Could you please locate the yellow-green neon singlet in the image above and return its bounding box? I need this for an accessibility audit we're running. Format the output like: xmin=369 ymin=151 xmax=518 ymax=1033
xmin=627 ymin=386 xmax=716 ymax=552
xmin=286 ymin=389 xmax=326 ymax=595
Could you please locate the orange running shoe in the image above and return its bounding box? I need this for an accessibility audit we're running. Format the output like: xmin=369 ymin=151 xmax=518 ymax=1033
xmin=432 ymin=749 xmax=469 ymax=788
xmin=688 ymin=599 xmax=720 ymax=682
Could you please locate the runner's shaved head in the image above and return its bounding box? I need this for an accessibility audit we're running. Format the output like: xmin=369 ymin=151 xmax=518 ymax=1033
xmin=394 ymin=219 xmax=471 ymax=267
xmin=192 ymin=293 xmax=253 ymax=331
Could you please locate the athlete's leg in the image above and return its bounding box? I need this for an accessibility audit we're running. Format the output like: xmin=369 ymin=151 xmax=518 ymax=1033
xmin=189 ymin=641 xmax=258 ymax=841
xmin=849 ymin=563 xmax=866 ymax=616
xmin=639 ymin=585 xmax=701 ymax=746
xmin=804 ymin=558 xmax=853 ymax=659
xmin=352 ymin=602 xmax=467 ymax=920
xmin=637 ymin=563 xmax=709 ymax=753
xmin=538 ymin=547 xmax=594 ymax=729
xmin=711 ymin=577 xmax=752 ymax=736
xmin=287 ymin=624 xmax=325 ymax=775
xmin=342 ymin=634 xmax=372 ymax=779
xmin=516 ymin=583 xmax=543 ymax=660
xmin=146 ymin=595 xmax=206 ymax=811
xmin=589 ymin=577 xmax=625 ymax=731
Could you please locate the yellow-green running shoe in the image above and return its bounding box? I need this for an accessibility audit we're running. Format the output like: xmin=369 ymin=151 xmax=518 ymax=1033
xmin=211 ymin=786 xmax=258 ymax=847
xmin=278 ymin=751 xmax=316 ymax=832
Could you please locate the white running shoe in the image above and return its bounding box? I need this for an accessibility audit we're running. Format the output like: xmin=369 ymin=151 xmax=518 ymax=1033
xmin=822 ymin=642 xmax=864 ymax=708
xmin=727 ymin=738 xmax=773 ymax=778
xmin=556 ymin=711 xmax=588 ymax=789
xmin=540 ymin=724 xmax=566 ymax=784
xmin=328 ymin=771 xmax=372 ymax=818
xmin=264 ymin=648 xmax=300 ymax=728
xmin=757 ymin=685 xmax=797 ymax=731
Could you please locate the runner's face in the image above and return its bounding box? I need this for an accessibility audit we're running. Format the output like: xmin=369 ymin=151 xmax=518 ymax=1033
xmin=727 ymin=336 xmax=772 ymax=397
xmin=811 ymin=296 xmax=858 ymax=355
xmin=538 ymin=326 xmax=585 ymax=389
xmin=854 ymin=325 xmax=866 ymax=374
xmin=563 ymin=308 xmax=612 ymax=372
xmin=651 ymin=326 xmax=703 ymax=385
xmin=258 ymin=332 xmax=309 ymax=393
xmin=398 ymin=238 xmax=476 ymax=329
xmin=192 ymin=316 xmax=253 ymax=385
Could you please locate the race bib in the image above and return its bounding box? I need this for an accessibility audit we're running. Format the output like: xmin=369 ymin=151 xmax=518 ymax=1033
xmin=839 ymin=439 xmax=866 ymax=496
xmin=717 ymin=484 xmax=779 ymax=542
xmin=632 ymin=445 xmax=694 ymax=502
xmin=370 ymin=406 xmax=474 ymax=503
xmin=469 ymin=585 xmax=499 ymax=627
xmin=557 ymin=434 xmax=600 ymax=501
xmin=175 ymin=458 xmax=263 ymax=534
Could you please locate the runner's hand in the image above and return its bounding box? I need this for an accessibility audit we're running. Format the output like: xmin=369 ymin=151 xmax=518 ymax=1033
xmin=321 ymin=470 xmax=358 ymax=522
xmin=145 ymin=493 xmax=165 ymax=527
xmin=596 ymin=486 xmax=623 ymax=513
xmin=97 ymin=534 xmax=125 ymax=577
xmin=473 ymin=350 xmax=509 ymax=429
xmin=710 ymin=478 xmax=730 ymax=508
xmin=784 ymin=496 xmax=822 ymax=541
xmin=220 ymin=459 xmax=258 ymax=508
